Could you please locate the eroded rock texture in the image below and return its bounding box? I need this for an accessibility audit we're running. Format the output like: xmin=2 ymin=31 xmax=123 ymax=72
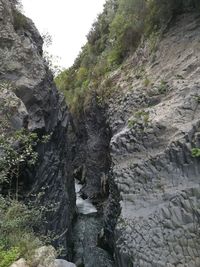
xmin=0 ymin=0 xmax=75 ymax=258
xmin=106 ymin=13 xmax=200 ymax=266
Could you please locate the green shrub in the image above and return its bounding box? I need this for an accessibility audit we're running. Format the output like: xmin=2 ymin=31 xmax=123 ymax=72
xmin=0 ymin=199 xmax=43 ymax=261
xmin=135 ymin=110 xmax=150 ymax=126
xmin=0 ymin=246 xmax=20 ymax=267
xmin=145 ymin=0 xmax=182 ymax=34
xmin=0 ymin=129 xmax=38 ymax=187
xmin=191 ymin=148 xmax=200 ymax=157
xmin=0 ymin=129 xmax=55 ymax=266
xmin=194 ymin=95 xmax=200 ymax=103
xmin=76 ymin=67 xmax=89 ymax=87
xmin=157 ymin=80 xmax=168 ymax=94
xmin=148 ymin=31 xmax=160 ymax=54
xmin=55 ymin=0 xmax=200 ymax=116
xmin=128 ymin=110 xmax=150 ymax=129
xmin=128 ymin=119 xmax=137 ymax=128
xmin=109 ymin=0 xmax=146 ymax=63
xmin=107 ymin=46 xmax=123 ymax=67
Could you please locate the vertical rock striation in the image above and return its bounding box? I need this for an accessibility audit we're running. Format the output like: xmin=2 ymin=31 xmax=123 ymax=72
xmin=0 ymin=0 xmax=75 ymax=258
xmin=105 ymin=13 xmax=200 ymax=267
xmin=70 ymin=95 xmax=118 ymax=266
xmin=72 ymin=95 xmax=111 ymax=202
xmin=71 ymin=11 xmax=200 ymax=267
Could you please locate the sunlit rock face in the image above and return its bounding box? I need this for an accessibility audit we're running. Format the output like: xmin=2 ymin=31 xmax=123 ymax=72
xmin=105 ymin=13 xmax=200 ymax=267
xmin=69 ymin=12 xmax=200 ymax=266
xmin=0 ymin=0 xmax=75 ymax=258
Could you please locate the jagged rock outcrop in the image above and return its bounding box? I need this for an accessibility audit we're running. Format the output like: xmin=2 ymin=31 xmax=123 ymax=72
xmin=0 ymin=0 xmax=75 ymax=258
xmin=105 ymin=12 xmax=200 ymax=267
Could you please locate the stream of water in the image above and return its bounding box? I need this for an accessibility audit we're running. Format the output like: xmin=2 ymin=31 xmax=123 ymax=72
xmin=73 ymin=181 xmax=114 ymax=266
xmin=75 ymin=180 xmax=97 ymax=215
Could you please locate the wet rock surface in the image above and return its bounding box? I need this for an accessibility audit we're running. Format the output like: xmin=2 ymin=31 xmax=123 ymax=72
xmin=73 ymin=172 xmax=114 ymax=266
xmin=73 ymin=214 xmax=114 ymax=267
xmin=75 ymin=180 xmax=97 ymax=215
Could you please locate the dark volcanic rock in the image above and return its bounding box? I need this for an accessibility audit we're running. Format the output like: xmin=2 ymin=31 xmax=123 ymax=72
xmin=71 ymin=96 xmax=119 ymax=266
xmin=0 ymin=0 xmax=75 ymax=258
xmin=105 ymin=13 xmax=200 ymax=267
xmin=72 ymin=12 xmax=200 ymax=267
xmin=72 ymin=95 xmax=111 ymax=202
xmin=73 ymin=213 xmax=114 ymax=267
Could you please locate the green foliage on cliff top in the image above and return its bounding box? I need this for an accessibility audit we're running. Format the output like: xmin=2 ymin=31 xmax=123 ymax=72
xmin=55 ymin=0 xmax=200 ymax=115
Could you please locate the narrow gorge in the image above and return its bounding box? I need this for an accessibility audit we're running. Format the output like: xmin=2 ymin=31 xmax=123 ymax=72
xmin=1 ymin=0 xmax=200 ymax=267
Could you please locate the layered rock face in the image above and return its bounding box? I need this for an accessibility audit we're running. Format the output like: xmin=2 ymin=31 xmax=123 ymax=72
xmin=0 ymin=0 xmax=75 ymax=258
xmin=105 ymin=13 xmax=200 ymax=266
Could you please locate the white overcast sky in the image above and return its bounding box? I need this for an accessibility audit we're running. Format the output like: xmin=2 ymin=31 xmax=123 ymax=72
xmin=21 ymin=0 xmax=106 ymax=69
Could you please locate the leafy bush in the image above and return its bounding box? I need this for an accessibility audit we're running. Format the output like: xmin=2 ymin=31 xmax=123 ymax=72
xmin=0 ymin=129 xmax=39 ymax=194
xmin=55 ymin=0 xmax=199 ymax=116
xmin=0 ymin=127 xmax=54 ymax=266
xmin=194 ymin=95 xmax=200 ymax=103
xmin=128 ymin=119 xmax=137 ymax=128
xmin=191 ymin=148 xmax=200 ymax=157
xmin=0 ymin=246 xmax=20 ymax=267
xmin=157 ymin=80 xmax=169 ymax=94
xmin=0 ymin=198 xmax=43 ymax=262
xmin=145 ymin=0 xmax=200 ymax=34
xmin=128 ymin=110 xmax=150 ymax=129
xmin=109 ymin=0 xmax=146 ymax=62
